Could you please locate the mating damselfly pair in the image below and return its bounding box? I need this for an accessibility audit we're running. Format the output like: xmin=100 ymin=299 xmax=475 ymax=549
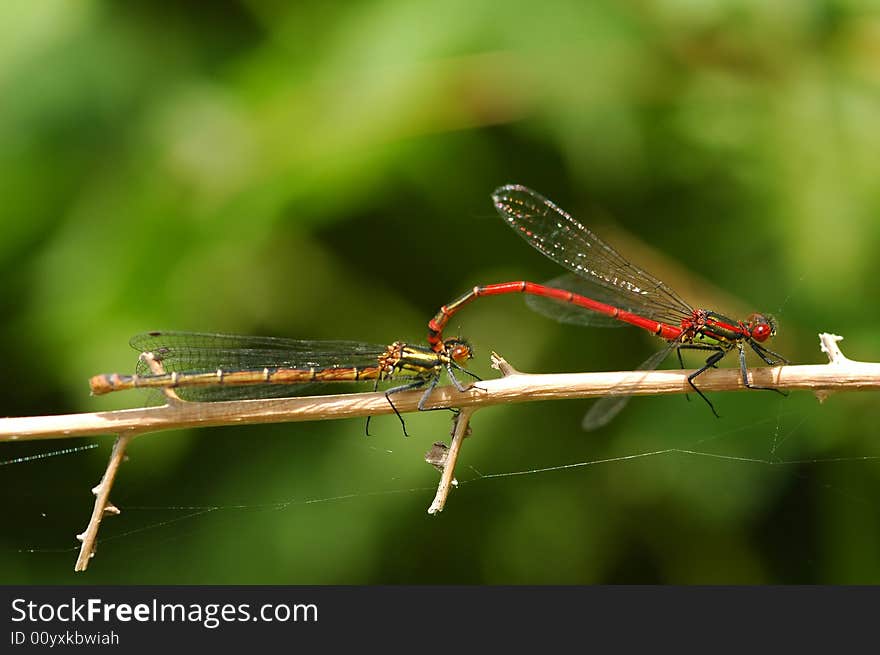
xmin=91 ymin=185 xmax=787 ymax=430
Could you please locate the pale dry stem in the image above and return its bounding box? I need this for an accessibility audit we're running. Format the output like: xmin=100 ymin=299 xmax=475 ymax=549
xmin=74 ymin=433 xmax=133 ymax=571
xmin=73 ymin=353 xmax=176 ymax=571
xmin=0 ymin=333 xmax=877 ymax=571
xmin=427 ymin=408 xmax=474 ymax=515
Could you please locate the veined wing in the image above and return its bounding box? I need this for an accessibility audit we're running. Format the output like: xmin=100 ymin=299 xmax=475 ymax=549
xmin=581 ymin=343 xmax=677 ymax=430
xmin=128 ymin=331 xmax=395 ymax=402
xmin=130 ymin=331 xmax=387 ymax=373
xmin=493 ymin=185 xmax=693 ymax=326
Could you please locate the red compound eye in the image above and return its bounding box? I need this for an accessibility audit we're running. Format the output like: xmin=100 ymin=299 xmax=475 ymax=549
xmin=750 ymin=322 xmax=772 ymax=342
xmin=752 ymin=324 xmax=770 ymax=341
xmin=746 ymin=313 xmax=776 ymax=342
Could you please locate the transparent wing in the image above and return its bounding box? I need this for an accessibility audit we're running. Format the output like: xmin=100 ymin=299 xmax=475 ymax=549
xmin=493 ymin=185 xmax=694 ymax=326
xmin=129 ymin=331 xmax=394 ymax=402
xmin=581 ymin=343 xmax=676 ymax=431
xmin=130 ymin=331 xmax=387 ymax=372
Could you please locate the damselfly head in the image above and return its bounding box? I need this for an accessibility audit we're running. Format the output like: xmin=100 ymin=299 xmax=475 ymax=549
xmin=443 ymin=338 xmax=473 ymax=365
xmin=747 ymin=313 xmax=776 ymax=342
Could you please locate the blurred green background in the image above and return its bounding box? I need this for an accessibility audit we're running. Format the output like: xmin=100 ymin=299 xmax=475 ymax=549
xmin=2 ymin=0 xmax=879 ymax=584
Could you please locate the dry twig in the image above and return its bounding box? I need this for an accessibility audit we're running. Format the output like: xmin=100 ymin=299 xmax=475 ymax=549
xmin=1 ymin=332 xmax=877 ymax=571
xmin=427 ymin=408 xmax=474 ymax=515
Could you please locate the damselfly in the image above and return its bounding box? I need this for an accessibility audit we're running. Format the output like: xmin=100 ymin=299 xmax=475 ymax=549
xmin=427 ymin=184 xmax=787 ymax=428
xmin=90 ymin=332 xmax=477 ymax=435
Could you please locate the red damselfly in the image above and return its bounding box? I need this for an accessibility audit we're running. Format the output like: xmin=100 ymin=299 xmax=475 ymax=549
xmin=90 ymin=332 xmax=477 ymax=436
xmin=427 ymin=184 xmax=787 ymax=428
